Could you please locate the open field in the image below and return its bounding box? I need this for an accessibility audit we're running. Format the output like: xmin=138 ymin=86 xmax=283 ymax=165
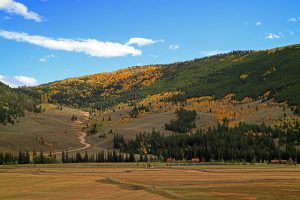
xmin=0 ymin=164 xmax=300 ymax=200
xmin=0 ymin=105 xmax=88 ymax=153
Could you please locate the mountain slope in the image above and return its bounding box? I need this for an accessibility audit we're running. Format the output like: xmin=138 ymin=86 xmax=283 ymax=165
xmin=142 ymin=45 xmax=300 ymax=107
xmin=35 ymin=44 xmax=300 ymax=112
xmin=35 ymin=66 xmax=162 ymax=108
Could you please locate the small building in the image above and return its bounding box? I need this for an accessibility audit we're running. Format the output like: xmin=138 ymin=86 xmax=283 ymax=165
xmin=270 ymin=159 xmax=279 ymax=164
xmin=270 ymin=159 xmax=288 ymax=164
xmin=166 ymin=158 xmax=175 ymax=163
xmin=191 ymin=158 xmax=200 ymax=163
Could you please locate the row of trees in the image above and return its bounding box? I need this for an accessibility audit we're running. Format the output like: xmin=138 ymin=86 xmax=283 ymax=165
xmin=0 ymin=150 xmax=57 ymax=165
xmin=61 ymin=150 xmax=135 ymax=163
xmin=0 ymin=149 xmax=136 ymax=165
xmin=114 ymin=122 xmax=300 ymax=163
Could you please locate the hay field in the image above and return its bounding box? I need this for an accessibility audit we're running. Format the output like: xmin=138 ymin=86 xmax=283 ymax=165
xmin=0 ymin=164 xmax=300 ymax=200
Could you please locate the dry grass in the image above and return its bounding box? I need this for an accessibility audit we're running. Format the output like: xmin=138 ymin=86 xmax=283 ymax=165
xmin=90 ymin=109 xmax=177 ymax=149
xmin=93 ymin=96 xmax=298 ymax=149
xmin=0 ymin=104 xmax=86 ymax=153
xmin=0 ymin=164 xmax=300 ymax=200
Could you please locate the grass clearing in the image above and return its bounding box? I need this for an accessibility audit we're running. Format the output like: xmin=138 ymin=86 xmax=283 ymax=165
xmin=0 ymin=104 xmax=87 ymax=153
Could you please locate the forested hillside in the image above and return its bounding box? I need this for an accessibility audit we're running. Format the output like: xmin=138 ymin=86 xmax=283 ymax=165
xmin=35 ymin=66 xmax=162 ymax=109
xmin=34 ymin=44 xmax=300 ymax=112
xmin=0 ymin=82 xmax=41 ymax=125
xmin=142 ymin=44 xmax=300 ymax=110
xmin=115 ymin=122 xmax=300 ymax=162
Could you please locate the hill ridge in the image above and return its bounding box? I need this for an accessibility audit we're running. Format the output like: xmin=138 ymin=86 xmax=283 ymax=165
xmin=25 ymin=43 xmax=300 ymax=112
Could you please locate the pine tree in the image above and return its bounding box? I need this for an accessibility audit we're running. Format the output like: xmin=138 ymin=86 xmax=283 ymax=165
xmin=84 ymin=150 xmax=88 ymax=162
xmin=139 ymin=153 xmax=143 ymax=162
xmin=32 ymin=150 xmax=37 ymax=164
xmin=130 ymin=152 xmax=135 ymax=162
xmin=76 ymin=152 xmax=82 ymax=162
xmin=40 ymin=150 xmax=45 ymax=164
xmin=25 ymin=150 xmax=30 ymax=164
xmin=0 ymin=152 xmax=3 ymax=165
xmin=18 ymin=150 xmax=23 ymax=164
xmin=66 ymin=150 xmax=69 ymax=163
xmin=62 ymin=151 xmax=65 ymax=163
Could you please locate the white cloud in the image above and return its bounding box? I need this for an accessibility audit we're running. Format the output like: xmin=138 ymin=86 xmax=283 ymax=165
xmin=0 ymin=0 xmax=42 ymax=22
xmin=39 ymin=54 xmax=55 ymax=62
xmin=0 ymin=74 xmax=11 ymax=86
xmin=256 ymin=21 xmax=262 ymax=26
xmin=200 ymin=50 xmax=229 ymax=57
xmin=0 ymin=74 xmax=39 ymax=87
xmin=288 ymin=17 xmax=297 ymax=22
xmin=169 ymin=44 xmax=180 ymax=51
xmin=265 ymin=32 xmax=283 ymax=40
xmin=14 ymin=76 xmax=38 ymax=86
xmin=125 ymin=37 xmax=162 ymax=46
xmin=0 ymin=30 xmax=142 ymax=57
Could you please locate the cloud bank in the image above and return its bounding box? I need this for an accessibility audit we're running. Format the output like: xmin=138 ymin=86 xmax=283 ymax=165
xmin=0 ymin=30 xmax=143 ymax=57
xmin=0 ymin=0 xmax=42 ymax=22
xmin=0 ymin=74 xmax=39 ymax=87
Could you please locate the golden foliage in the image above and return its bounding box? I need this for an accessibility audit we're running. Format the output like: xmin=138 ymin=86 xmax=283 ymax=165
xmin=240 ymin=73 xmax=249 ymax=81
xmin=262 ymin=66 xmax=276 ymax=78
xmin=37 ymin=66 xmax=162 ymax=99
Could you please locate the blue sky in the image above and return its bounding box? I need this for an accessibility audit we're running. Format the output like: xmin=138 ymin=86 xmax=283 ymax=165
xmin=0 ymin=0 xmax=299 ymax=87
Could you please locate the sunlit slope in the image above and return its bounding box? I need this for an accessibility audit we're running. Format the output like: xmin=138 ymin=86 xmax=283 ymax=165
xmin=36 ymin=44 xmax=300 ymax=111
xmin=142 ymin=44 xmax=300 ymax=109
xmin=36 ymin=66 xmax=162 ymax=108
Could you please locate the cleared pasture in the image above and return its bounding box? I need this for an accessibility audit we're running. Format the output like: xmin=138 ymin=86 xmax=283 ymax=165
xmin=0 ymin=164 xmax=299 ymax=200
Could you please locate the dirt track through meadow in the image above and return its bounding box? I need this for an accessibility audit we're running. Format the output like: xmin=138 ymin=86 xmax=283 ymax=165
xmin=44 ymin=112 xmax=92 ymax=156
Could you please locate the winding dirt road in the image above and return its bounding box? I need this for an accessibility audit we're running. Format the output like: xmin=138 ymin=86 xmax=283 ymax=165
xmin=44 ymin=112 xmax=92 ymax=155
xmin=68 ymin=132 xmax=91 ymax=152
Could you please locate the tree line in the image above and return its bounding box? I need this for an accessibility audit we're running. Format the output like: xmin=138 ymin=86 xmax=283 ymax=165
xmin=114 ymin=122 xmax=300 ymax=163
xmin=0 ymin=149 xmax=136 ymax=165
xmin=61 ymin=150 xmax=135 ymax=163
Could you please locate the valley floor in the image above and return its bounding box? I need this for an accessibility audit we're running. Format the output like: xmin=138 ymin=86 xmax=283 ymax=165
xmin=0 ymin=163 xmax=300 ymax=200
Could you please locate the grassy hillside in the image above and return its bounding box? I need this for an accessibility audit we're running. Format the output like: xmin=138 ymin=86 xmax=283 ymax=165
xmin=0 ymin=104 xmax=88 ymax=153
xmin=0 ymin=82 xmax=41 ymax=125
xmin=34 ymin=44 xmax=300 ymax=112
